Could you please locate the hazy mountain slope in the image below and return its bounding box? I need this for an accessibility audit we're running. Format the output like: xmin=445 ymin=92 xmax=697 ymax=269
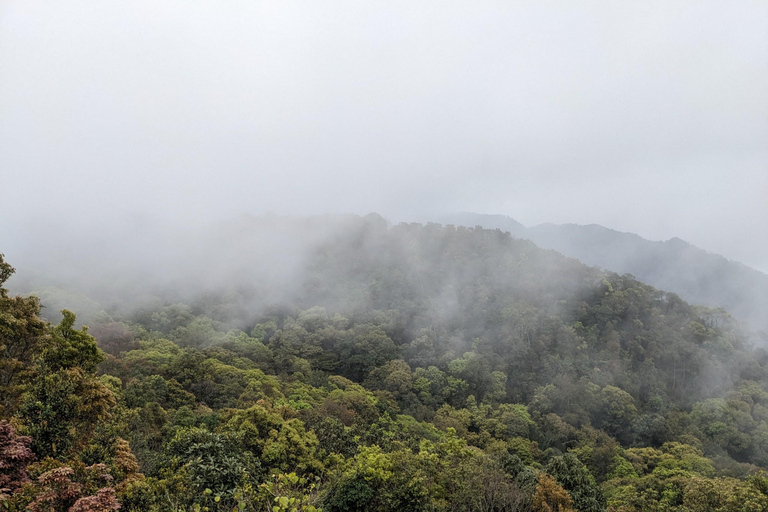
xmin=5 ymin=218 xmax=768 ymax=510
xmin=438 ymin=213 xmax=768 ymax=334
xmin=3 ymin=214 xmax=585 ymax=328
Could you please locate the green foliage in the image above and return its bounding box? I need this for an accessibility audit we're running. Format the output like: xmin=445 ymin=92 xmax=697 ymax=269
xmin=546 ymin=452 xmax=606 ymax=512
xmin=5 ymin=218 xmax=768 ymax=512
xmin=43 ymin=310 xmax=103 ymax=373
xmin=159 ymin=427 xmax=260 ymax=508
xmin=0 ymin=254 xmax=49 ymax=415
xmin=258 ymin=472 xmax=322 ymax=512
xmin=223 ymin=404 xmax=323 ymax=475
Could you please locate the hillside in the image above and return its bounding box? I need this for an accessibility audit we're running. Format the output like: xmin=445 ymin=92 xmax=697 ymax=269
xmin=434 ymin=213 xmax=768 ymax=336
xmin=4 ymin=215 xmax=768 ymax=511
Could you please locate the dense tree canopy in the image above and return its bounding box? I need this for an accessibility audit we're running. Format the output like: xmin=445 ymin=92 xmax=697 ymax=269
xmin=2 ymin=218 xmax=768 ymax=510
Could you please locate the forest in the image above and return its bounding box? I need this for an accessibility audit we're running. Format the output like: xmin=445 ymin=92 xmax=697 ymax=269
xmin=434 ymin=212 xmax=768 ymax=335
xmin=3 ymin=215 xmax=768 ymax=511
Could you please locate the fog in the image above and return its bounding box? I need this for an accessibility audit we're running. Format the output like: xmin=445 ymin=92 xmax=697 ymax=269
xmin=4 ymin=6 xmax=768 ymax=498
xmin=1 ymin=1 xmax=767 ymax=272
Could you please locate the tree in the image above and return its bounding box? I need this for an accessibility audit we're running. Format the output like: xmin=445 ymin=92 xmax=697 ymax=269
xmin=531 ymin=473 xmax=575 ymax=512
xmin=0 ymin=254 xmax=49 ymax=415
xmin=0 ymin=420 xmax=35 ymax=495
xmin=223 ymin=403 xmax=322 ymax=475
xmin=17 ymin=312 xmax=113 ymax=460
xmin=43 ymin=310 xmax=103 ymax=373
xmin=159 ymin=427 xmax=259 ymax=508
xmin=25 ymin=463 xmax=120 ymax=512
xmin=337 ymin=327 xmax=398 ymax=381
xmin=18 ymin=367 xmax=115 ymax=460
xmin=321 ymin=446 xmax=428 ymax=512
xmin=545 ymin=453 xmax=606 ymax=512
xmin=594 ymin=386 xmax=637 ymax=443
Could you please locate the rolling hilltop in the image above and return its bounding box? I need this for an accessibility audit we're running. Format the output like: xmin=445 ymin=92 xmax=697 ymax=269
xmin=434 ymin=212 xmax=768 ymax=336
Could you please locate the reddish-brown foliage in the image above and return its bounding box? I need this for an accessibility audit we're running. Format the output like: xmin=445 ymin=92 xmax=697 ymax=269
xmin=26 ymin=463 xmax=120 ymax=512
xmin=27 ymin=466 xmax=82 ymax=512
xmin=0 ymin=420 xmax=35 ymax=494
xmin=68 ymin=488 xmax=120 ymax=512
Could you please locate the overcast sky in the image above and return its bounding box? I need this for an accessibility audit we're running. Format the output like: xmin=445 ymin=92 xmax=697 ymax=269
xmin=1 ymin=1 xmax=767 ymax=271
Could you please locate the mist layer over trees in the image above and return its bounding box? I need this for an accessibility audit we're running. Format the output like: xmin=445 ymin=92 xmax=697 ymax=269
xmin=432 ymin=213 xmax=768 ymax=335
xmin=3 ymin=215 xmax=768 ymax=511
xmin=2 ymin=0 xmax=766 ymax=509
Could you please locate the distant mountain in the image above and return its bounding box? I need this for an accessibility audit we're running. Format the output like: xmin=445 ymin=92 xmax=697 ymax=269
xmin=433 ymin=213 xmax=768 ymax=335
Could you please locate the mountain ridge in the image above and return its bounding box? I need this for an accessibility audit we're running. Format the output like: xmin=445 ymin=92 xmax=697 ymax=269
xmin=430 ymin=212 xmax=768 ymax=335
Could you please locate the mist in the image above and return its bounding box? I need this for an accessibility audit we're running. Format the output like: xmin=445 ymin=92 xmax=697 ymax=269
xmin=5 ymin=5 xmax=768 ymax=502
xmin=2 ymin=1 xmax=767 ymax=273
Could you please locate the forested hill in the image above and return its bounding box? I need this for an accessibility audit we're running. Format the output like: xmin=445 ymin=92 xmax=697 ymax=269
xmin=432 ymin=212 xmax=768 ymax=335
xmin=3 ymin=215 xmax=768 ymax=511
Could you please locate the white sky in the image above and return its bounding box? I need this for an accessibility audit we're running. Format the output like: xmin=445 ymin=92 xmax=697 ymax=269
xmin=1 ymin=1 xmax=767 ymax=271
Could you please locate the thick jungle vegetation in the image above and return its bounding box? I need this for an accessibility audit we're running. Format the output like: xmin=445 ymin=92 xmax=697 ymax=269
xmin=3 ymin=215 xmax=768 ymax=511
